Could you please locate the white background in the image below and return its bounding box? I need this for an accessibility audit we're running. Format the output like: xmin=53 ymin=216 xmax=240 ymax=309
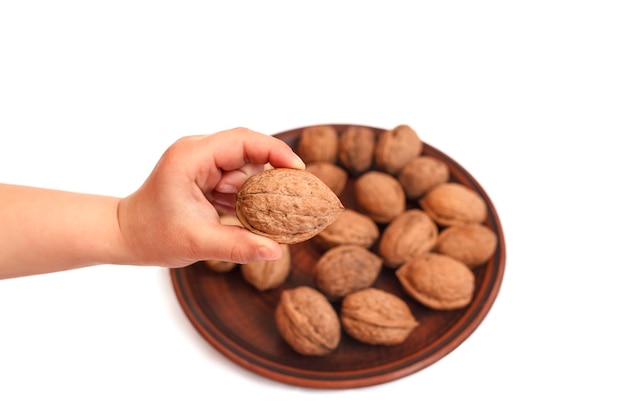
xmin=1 ymin=1 xmax=624 ymax=416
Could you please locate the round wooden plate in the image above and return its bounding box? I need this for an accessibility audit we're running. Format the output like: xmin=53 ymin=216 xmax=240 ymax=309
xmin=170 ymin=124 xmax=506 ymax=389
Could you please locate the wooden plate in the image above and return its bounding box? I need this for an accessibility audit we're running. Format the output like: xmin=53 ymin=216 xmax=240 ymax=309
xmin=170 ymin=124 xmax=506 ymax=389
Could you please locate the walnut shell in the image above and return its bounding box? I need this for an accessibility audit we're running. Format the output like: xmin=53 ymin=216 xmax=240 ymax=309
xmin=312 ymin=209 xmax=380 ymax=250
xmin=375 ymin=125 xmax=423 ymax=174
xmin=296 ymin=125 xmax=339 ymax=164
xmin=315 ymin=245 xmax=383 ymax=300
xmin=435 ymin=224 xmax=497 ymax=268
xmin=338 ymin=125 xmax=376 ymax=175
xmin=275 ymin=286 xmax=341 ymax=356
xmin=236 ymin=168 xmax=344 ymax=244
xmin=396 ymin=252 xmax=475 ymax=310
xmin=419 ymin=182 xmax=487 ymax=227
xmin=378 ymin=209 xmax=438 ymax=268
xmin=354 ymin=171 xmax=405 ymax=224
xmin=398 ymin=155 xmax=450 ymax=199
xmin=305 ymin=161 xmax=348 ymax=196
xmin=341 ymin=288 xmax=419 ymax=346
xmin=241 ymin=244 xmax=290 ymax=291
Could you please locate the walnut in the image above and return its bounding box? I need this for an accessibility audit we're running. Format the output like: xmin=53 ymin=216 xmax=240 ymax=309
xmin=435 ymin=224 xmax=497 ymax=268
xmin=354 ymin=171 xmax=405 ymax=224
xmin=398 ymin=155 xmax=450 ymax=199
xmin=312 ymin=209 xmax=380 ymax=250
xmin=241 ymin=244 xmax=290 ymax=291
xmin=396 ymin=252 xmax=475 ymax=310
xmin=275 ymin=286 xmax=341 ymax=356
xmin=338 ymin=125 xmax=376 ymax=175
xmin=378 ymin=209 xmax=438 ymax=268
xmin=296 ymin=125 xmax=339 ymax=164
xmin=375 ymin=125 xmax=423 ymax=174
xmin=315 ymin=245 xmax=383 ymax=300
xmin=305 ymin=161 xmax=348 ymax=196
xmin=419 ymin=182 xmax=487 ymax=226
xmin=236 ymin=168 xmax=344 ymax=244
xmin=341 ymin=288 xmax=419 ymax=346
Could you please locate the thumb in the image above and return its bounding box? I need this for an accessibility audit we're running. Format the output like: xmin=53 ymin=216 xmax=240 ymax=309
xmin=201 ymin=224 xmax=283 ymax=264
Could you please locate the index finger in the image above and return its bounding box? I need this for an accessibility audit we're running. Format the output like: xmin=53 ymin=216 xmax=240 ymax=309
xmin=189 ymin=127 xmax=305 ymax=172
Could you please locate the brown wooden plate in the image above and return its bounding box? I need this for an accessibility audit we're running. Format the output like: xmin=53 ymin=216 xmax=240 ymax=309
xmin=170 ymin=124 xmax=506 ymax=389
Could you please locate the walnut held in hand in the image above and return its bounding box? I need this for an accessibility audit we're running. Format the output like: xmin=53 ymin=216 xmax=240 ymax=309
xmin=236 ymin=168 xmax=344 ymax=244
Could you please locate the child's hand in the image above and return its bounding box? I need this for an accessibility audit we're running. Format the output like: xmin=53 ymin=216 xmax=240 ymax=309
xmin=117 ymin=127 xmax=305 ymax=268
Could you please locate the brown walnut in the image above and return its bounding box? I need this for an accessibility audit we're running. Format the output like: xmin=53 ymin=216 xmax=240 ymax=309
xmin=354 ymin=171 xmax=405 ymax=224
xmin=341 ymin=288 xmax=419 ymax=346
xmin=396 ymin=252 xmax=475 ymax=310
xmin=315 ymin=245 xmax=383 ymax=300
xmin=375 ymin=125 xmax=423 ymax=174
xmin=305 ymin=161 xmax=348 ymax=196
xmin=398 ymin=155 xmax=450 ymax=199
xmin=312 ymin=209 xmax=380 ymax=250
xmin=296 ymin=125 xmax=339 ymax=164
xmin=338 ymin=125 xmax=376 ymax=175
xmin=435 ymin=223 xmax=497 ymax=268
xmin=241 ymin=244 xmax=291 ymax=291
xmin=275 ymin=286 xmax=341 ymax=356
xmin=419 ymin=182 xmax=487 ymax=227
xmin=236 ymin=168 xmax=344 ymax=244
xmin=378 ymin=209 xmax=438 ymax=268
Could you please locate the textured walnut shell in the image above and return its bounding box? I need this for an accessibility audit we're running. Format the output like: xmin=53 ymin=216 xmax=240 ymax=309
xmin=396 ymin=252 xmax=475 ymax=310
xmin=341 ymin=288 xmax=419 ymax=346
xmin=275 ymin=286 xmax=341 ymax=356
xmin=435 ymin=224 xmax=497 ymax=268
xmin=296 ymin=125 xmax=339 ymax=164
xmin=398 ymin=155 xmax=450 ymax=199
xmin=305 ymin=161 xmax=348 ymax=196
xmin=419 ymin=182 xmax=487 ymax=227
xmin=354 ymin=171 xmax=405 ymax=223
xmin=203 ymin=214 xmax=244 ymax=273
xmin=240 ymin=244 xmax=290 ymax=291
xmin=312 ymin=209 xmax=380 ymax=250
xmin=338 ymin=126 xmax=376 ymax=175
xmin=236 ymin=168 xmax=344 ymax=244
xmin=378 ymin=209 xmax=439 ymax=268
xmin=375 ymin=125 xmax=423 ymax=174
xmin=315 ymin=245 xmax=383 ymax=299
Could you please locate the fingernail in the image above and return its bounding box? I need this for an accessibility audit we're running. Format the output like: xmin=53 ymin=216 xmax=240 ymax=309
xmin=215 ymin=183 xmax=237 ymax=193
xmin=291 ymin=152 xmax=306 ymax=169
xmin=256 ymin=244 xmax=280 ymax=261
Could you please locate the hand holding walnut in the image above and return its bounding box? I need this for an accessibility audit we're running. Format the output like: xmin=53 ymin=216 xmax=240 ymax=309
xmin=1 ymin=128 xmax=305 ymax=278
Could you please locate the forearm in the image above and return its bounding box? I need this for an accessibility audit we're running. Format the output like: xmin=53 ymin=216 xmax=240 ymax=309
xmin=0 ymin=184 xmax=128 ymax=279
